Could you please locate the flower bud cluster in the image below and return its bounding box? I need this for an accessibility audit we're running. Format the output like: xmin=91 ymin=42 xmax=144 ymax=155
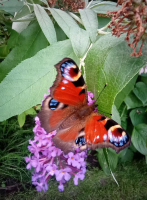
xmin=107 ymin=0 xmax=147 ymax=57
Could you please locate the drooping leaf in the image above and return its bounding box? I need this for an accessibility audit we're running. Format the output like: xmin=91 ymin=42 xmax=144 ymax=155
xmin=0 ymin=21 xmax=48 ymax=83
xmin=0 ymin=40 xmax=78 ymax=121
xmin=49 ymin=8 xmax=79 ymax=37
xmin=18 ymin=112 xmax=26 ymax=127
xmin=130 ymin=107 xmax=147 ymax=126
xmin=125 ymin=91 xmax=143 ymax=109
xmin=96 ymin=148 xmax=118 ymax=175
xmin=24 ymin=107 xmax=37 ymax=115
xmin=79 ymin=8 xmax=98 ymax=43
xmin=34 ymin=4 xmax=57 ymax=44
xmin=118 ymin=102 xmax=128 ymax=130
xmin=115 ymin=74 xmax=138 ymax=109
xmin=132 ymin=124 xmax=147 ymax=155
xmin=133 ymin=82 xmax=147 ymax=105
xmin=90 ymin=1 xmax=121 ymax=14
xmin=70 ymin=27 xmax=90 ymax=58
xmin=85 ymin=34 xmax=147 ymax=115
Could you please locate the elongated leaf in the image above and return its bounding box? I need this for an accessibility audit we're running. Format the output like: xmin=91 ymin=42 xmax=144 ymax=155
xmin=79 ymin=8 xmax=98 ymax=43
xmin=0 ymin=0 xmax=23 ymax=15
xmin=12 ymin=21 xmax=31 ymax=33
xmin=133 ymin=82 xmax=147 ymax=105
xmin=115 ymin=74 xmax=138 ymax=109
xmin=85 ymin=34 xmax=147 ymax=115
xmin=0 ymin=40 xmax=78 ymax=121
xmin=70 ymin=27 xmax=90 ymax=58
xmin=13 ymin=5 xmax=33 ymax=20
xmin=34 ymin=4 xmax=57 ymax=44
xmin=49 ymin=8 xmax=79 ymax=37
xmin=0 ymin=21 xmax=48 ymax=83
xmin=90 ymin=1 xmax=121 ymax=14
xmin=112 ymin=105 xmax=121 ymax=125
xmin=130 ymin=107 xmax=147 ymax=126
xmin=96 ymin=148 xmax=118 ymax=175
xmin=132 ymin=124 xmax=147 ymax=155
xmin=118 ymin=103 xmax=128 ymax=130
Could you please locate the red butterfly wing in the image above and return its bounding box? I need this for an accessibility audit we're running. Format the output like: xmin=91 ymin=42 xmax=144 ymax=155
xmin=84 ymin=113 xmax=131 ymax=153
xmin=38 ymin=58 xmax=87 ymax=133
xmin=50 ymin=58 xmax=87 ymax=105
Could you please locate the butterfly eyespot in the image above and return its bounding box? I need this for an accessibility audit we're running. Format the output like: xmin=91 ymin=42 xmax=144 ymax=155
xmin=49 ymin=98 xmax=59 ymax=110
xmin=75 ymin=136 xmax=86 ymax=146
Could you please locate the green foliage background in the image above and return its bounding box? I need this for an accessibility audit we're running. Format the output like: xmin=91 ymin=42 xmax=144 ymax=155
xmin=0 ymin=0 xmax=147 ymax=197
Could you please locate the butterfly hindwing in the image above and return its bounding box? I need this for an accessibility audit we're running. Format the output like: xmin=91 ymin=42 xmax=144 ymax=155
xmin=84 ymin=113 xmax=130 ymax=153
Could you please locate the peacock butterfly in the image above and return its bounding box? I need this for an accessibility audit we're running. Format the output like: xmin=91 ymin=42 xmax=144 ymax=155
xmin=38 ymin=58 xmax=131 ymax=154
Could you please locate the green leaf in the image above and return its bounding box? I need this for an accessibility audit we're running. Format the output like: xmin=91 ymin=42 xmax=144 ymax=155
xmin=118 ymin=103 xmax=128 ymax=130
xmin=70 ymin=27 xmax=90 ymax=58
xmin=90 ymin=1 xmax=121 ymax=14
xmin=79 ymin=8 xmax=98 ymax=43
xmin=115 ymin=74 xmax=138 ymax=109
xmin=13 ymin=5 xmax=33 ymax=20
xmin=49 ymin=8 xmax=79 ymax=37
xmin=0 ymin=45 xmax=9 ymax=58
xmin=54 ymin=22 xmax=68 ymax=41
xmin=130 ymin=107 xmax=147 ymax=126
xmin=24 ymin=107 xmax=37 ymax=115
xmin=85 ymin=34 xmax=147 ymax=115
xmin=132 ymin=124 xmax=147 ymax=155
xmin=112 ymin=105 xmax=121 ymax=125
xmin=133 ymin=82 xmax=147 ymax=105
xmin=140 ymin=73 xmax=147 ymax=84
xmin=18 ymin=112 xmax=26 ymax=127
xmin=98 ymin=16 xmax=110 ymax=29
xmin=125 ymin=91 xmax=143 ymax=109
xmin=96 ymin=148 xmax=118 ymax=175
xmin=34 ymin=4 xmax=57 ymax=44
xmin=7 ymin=30 xmax=19 ymax=49
xmin=0 ymin=21 xmax=48 ymax=83
xmin=0 ymin=0 xmax=24 ymax=15
xmin=119 ymin=148 xmax=134 ymax=163
xmin=0 ymin=40 xmax=78 ymax=121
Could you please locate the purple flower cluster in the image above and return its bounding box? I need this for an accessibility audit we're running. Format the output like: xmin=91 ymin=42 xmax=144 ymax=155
xmin=25 ymin=91 xmax=95 ymax=192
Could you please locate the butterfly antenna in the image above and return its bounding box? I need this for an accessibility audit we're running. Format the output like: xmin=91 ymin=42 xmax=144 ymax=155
xmin=98 ymin=110 xmax=112 ymax=116
xmin=96 ymin=83 xmax=107 ymax=101
xmin=95 ymin=84 xmax=112 ymax=116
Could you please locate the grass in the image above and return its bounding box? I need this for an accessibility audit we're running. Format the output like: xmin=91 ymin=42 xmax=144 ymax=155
xmin=3 ymin=159 xmax=147 ymax=200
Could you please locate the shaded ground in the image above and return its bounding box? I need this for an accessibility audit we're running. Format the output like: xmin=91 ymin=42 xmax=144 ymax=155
xmin=1 ymin=152 xmax=147 ymax=200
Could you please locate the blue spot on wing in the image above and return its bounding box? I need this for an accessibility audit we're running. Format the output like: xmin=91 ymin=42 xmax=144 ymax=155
xmin=49 ymin=98 xmax=59 ymax=110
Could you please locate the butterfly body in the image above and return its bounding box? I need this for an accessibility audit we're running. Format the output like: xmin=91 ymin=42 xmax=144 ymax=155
xmin=38 ymin=58 xmax=131 ymax=154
